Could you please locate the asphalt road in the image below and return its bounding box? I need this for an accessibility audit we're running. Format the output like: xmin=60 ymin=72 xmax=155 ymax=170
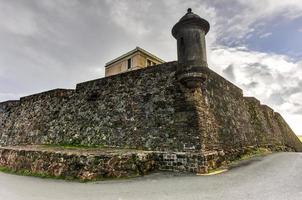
xmin=0 ymin=152 xmax=301 ymax=200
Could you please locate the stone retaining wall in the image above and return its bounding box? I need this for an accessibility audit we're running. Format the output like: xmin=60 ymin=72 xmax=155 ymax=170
xmin=0 ymin=146 xmax=155 ymax=180
xmin=0 ymin=146 xmax=219 ymax=180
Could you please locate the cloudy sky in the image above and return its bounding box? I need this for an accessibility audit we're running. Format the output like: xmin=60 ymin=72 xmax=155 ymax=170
xmin=0 ymin=0 xmax=302 ymax=134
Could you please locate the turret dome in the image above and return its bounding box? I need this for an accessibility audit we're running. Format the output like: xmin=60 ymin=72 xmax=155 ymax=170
xmin=172 ymin=8 xmax=210 ymax=38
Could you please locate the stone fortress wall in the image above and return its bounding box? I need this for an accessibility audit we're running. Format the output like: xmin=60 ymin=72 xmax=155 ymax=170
xmin=0 ymin=9 xmax=301 ymax=178
xmin=0 ymin=61 xmax=301 ymax=152
xmin=0 ymin=61 xmax=209 ymax=152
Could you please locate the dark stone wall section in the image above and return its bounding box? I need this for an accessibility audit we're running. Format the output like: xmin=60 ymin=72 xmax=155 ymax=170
xmin=0 ymin=89 xmax=75 ymax=146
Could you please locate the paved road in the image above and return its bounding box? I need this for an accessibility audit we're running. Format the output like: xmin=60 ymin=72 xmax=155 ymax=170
xmin=0 ymin=152 xmax=301 ymax=200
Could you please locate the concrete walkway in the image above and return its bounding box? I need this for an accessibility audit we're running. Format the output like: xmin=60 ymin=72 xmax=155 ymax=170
xmin=0 ymin=152 xmax=301 ymax=200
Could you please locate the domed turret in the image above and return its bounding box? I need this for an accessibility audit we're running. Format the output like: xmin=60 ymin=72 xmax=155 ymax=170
xmin=172 ymin=8 xmax=210 ymax=88
xmin=172 ymin=8 xmax=210 ymax=66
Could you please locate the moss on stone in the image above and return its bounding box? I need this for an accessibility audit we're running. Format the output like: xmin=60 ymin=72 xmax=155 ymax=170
xmin=206 ymin=147 xmax=271 ymax=175
xmin=43 ymin=143 xmax=108 ymax=149
xmin=237 ymin=148 xmax=271 ymax=161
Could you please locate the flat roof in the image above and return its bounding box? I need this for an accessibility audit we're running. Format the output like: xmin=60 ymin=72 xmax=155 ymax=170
xmin=105 ymin=47 xmax=165 ymax=67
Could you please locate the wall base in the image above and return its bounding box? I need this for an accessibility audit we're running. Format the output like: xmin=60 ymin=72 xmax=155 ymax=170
xmin=0 ymin=145 xmax=209 ymax=180
xmin=0 ymin=145 xmax=295 ymax=181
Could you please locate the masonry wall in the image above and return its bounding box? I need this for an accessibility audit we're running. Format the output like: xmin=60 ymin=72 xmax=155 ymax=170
xmin=0 ymin=62 xmax=204 ymax=152
xmin=0 ymin=89 xmax=74 ymax=146
xmin=204 ymin=68 xmax=302 ymax=152
xmin=0 ymin=62 xmax=301 ymax=154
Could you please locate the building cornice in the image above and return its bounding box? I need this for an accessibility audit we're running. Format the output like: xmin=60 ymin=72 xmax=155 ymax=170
xmin=105 ymin=47 xmax=165 ymax=68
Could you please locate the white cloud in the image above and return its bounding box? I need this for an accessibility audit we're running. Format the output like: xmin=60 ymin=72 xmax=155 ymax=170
xmin=259 ymin=32 xmax=272 ymax=38
xmin=209 ymin=46 xmax=302 ymax=133
xmin=283 ymin=114 xmax=302 ymax=135
xmin=0 ymin=2 xmax=38 ymax=36
xmin=105 ymin=0 xmax=152 ymax=37
xmin=202 ymin=0 xmax=302 ymax=46
xmin=0 ymin=92 xmax=23 ymax=101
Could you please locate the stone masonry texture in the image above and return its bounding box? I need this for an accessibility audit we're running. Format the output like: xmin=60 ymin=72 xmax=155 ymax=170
xmin=0 ymin=61 xmax=302 ymax=178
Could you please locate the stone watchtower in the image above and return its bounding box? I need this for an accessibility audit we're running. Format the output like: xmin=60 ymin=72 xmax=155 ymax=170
xmin=172 ymin=8 xmax=210 ymax=88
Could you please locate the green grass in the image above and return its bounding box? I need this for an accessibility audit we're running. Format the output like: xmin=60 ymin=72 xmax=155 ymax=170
xmin=204 ymin=147 xmax=272 ymax=175
xmin=42 ymin=143 xmax=140 ymax=152
xmin=238 ymin=147 xmax=271 ymax=161
xmin=43 ymin=143 xmax=108 ymax=149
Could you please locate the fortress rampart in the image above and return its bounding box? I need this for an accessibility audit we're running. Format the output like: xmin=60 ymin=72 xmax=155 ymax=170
xmin=0 ymin=9 xmax=301 ymax=180
xmin=0 ymin=61 xmax=301 ymax=151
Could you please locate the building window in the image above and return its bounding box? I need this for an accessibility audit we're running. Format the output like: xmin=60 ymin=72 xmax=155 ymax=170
xmin=180 ymin=37 xmax=185 ymax=56
xmin=127 ymin=58 xmax=132 ymax=69
xmin=147 ymin=59 xmax=151 ymax=67
xmin=147 ymin=59 xmax=156 ymax=67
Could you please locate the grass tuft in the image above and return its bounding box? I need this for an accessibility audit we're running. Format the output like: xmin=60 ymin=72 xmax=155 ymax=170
xmin=238 ymin=147 xmax=271 ymax=161
xmin=205 ymin=147 xmax=271 ymax=175
xmin=43 ymin=143 xmax=107 ymax=149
